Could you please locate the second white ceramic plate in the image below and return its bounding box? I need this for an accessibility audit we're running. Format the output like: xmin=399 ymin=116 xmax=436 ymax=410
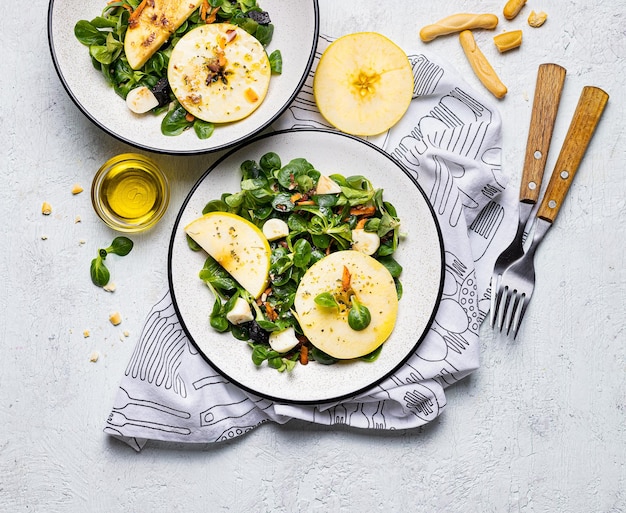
xmin=48 ymin=0 xmax=319 ymax=154
xmin=168 ymin=129 xmax=444 ymax=404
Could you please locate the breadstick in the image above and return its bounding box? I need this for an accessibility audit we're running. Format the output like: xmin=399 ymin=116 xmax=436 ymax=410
xmin=503 ymin=0 xmax=527 ymax=20
xmin=419 ymin=13 xmax=499 ymax=42
xmin=493 ymin=30 xmax=523 ymax=53
xmin=459 ymin=30 xmax=507 ymax=99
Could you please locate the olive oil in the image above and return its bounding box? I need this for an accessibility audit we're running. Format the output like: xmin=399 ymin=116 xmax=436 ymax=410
xmin=92 ymin=154 xmax=169 ymax=232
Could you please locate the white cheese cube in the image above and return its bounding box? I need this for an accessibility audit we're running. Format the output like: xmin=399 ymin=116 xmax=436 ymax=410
xmin=262 ymin=218 xmax=289 ymax=241
xmin=268 ymin=327 xmax=300 ymax=354
xmin=226 ymin=297 xmax=254 ymax=325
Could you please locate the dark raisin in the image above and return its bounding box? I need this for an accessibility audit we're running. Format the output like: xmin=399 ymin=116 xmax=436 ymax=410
xmin=248 ymin=321 xmax=270 ymax=345
xmin=151 ymin=77 xmax=171 ymax=107
xmin=247 ymin=10 xmax=271 ymax=25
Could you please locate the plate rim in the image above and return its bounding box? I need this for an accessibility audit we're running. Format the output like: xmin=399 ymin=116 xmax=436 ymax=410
xmin=47 ymin=0 xmax=320 ymax=155
xmin=167 ymin=128 xmax=445 ymax=404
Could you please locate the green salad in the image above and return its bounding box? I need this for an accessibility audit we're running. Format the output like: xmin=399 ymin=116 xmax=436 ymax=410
xmin=74 ymin=0 xmax=282 ymax=139
xmin=187 ymin=152 xmax=404 ymax=372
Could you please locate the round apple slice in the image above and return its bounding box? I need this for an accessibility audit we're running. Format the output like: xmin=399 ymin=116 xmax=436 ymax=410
xmin=294 ymin=250 xmax=399 ymax=359
xmin=184 ymin=212 xmax=271 ymax=299
xmin=168 ymin=23 xmax=271 ymax=123
xmin=313 ymin=32 xmax=414 ymax=136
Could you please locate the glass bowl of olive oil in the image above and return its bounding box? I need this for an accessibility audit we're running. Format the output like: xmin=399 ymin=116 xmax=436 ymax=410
xmin=91 ymin=153 xmax=170 ymax=232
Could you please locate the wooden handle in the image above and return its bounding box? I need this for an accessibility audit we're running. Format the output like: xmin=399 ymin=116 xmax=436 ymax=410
xmin=519 ymin=63 xmax=567 ymax=203
xmin=536 ymin=86 xmax=609 ymax=222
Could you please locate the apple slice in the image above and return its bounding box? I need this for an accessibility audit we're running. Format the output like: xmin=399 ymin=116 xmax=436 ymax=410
xmin=123 ymin=0 xmax=203 ymax=70
xmin=313 ymin=32 xmax=414 ymax=136
xmin=168 ymin=24 xmax=271 ymax=123
xmin=294 ymin=250 xmax=399 ymax=359
xmin=184 ymin=212 xmax=271 ymax=299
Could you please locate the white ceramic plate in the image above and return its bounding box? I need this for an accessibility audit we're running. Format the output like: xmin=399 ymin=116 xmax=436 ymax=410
xmin=168 ymin=129 xmax=444 ymax=404
xmin=47 ymin=0 xmax=319 ymax=154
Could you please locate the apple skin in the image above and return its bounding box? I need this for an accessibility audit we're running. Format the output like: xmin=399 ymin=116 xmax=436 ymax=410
xmin=184 ymin=212 xmax=271 ymax=299
xmin=294 ymin=250 xmax=399 ymax=359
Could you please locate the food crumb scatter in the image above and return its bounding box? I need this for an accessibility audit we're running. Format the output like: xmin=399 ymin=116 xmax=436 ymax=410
xmin=75 ymin=215 xmax=82 ymax=223
xmin=71 ymin=184 xmax=84 ymax=195
xmin=89 ymin=351 xmax=99 ymax=362
xmin=123 ymin=330 xmax=130 ymax=337
xmin=109 ymin=311 xmax=122 ymax=325
xmin=41 ymin=235 xmax=48 ymax=240
xmin=83 ymin=330 xmax=90 ymax=338
xmin=79 ymin=239 xmax=86 ymax=245
xmin=42 ymin=202 xmax=52 ymax=215
xmin=528 ymin=10 xmax=548 ymax=28
xmin=103 ymin=282 xmax=117 ymax=293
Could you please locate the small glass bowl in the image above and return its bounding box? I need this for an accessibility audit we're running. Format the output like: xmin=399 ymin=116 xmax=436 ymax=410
xmin=91 ymin=153 xmax=170 ymax=233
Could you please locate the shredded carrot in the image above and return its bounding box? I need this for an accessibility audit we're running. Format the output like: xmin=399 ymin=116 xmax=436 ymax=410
xmin=128 ymin=0 xmax=149 ymax=28
xmin=342 ymin=266 xmax=351 ymax=292
xmin=265 ymin=303 xmax=278 ymax=321
xmin=200 ymin=0 xmax=208 ymax=20
xmin=300 ymin=345 xmax=309 ymax=365
xmin=216 ymin=48 xmax=226 ymax=67
xmin=185 ymin=112 xmax=195 ymax=122
xmin=356 ymin=218 xmax=368 ymax=229
xmin=350 ymin=205 xmax=376 ymax=217
xmin=296 ymin=200 xmax=315 ymax=206
xmin=205 ymin=5 xmax=220 ymax=24
xmin=290 ymin=192 xmax=302 ymax=203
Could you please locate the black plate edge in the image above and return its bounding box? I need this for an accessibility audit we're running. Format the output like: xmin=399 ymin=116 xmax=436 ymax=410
xmin=167 ymin=128 xmax=446 ymax=405
xmin=47 ymin=0 xmax=320 ymax=156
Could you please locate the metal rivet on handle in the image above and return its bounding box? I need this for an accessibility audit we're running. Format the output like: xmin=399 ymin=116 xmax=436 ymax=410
xmin=534 ymin=150 xmax=542 ymax=159
xmin=548 ymin=200 xmax=557 ymax=208
xmin=560 ymin=170 xmax=570 ymax=179
xmin=528 ymin=181 xmax=537 ymax=190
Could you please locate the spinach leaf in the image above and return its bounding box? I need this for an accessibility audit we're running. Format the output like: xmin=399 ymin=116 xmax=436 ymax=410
xmin=90 ymin=255 xmax=110 ymax=287
xmin=194 ymin=119 xmax=215 ymax=140
xmin=106 ymin=236 xmax=134 ymax=256
xmin=269 ymin=50 xmax=282 ymax=74
xmin=161 ymin=102 xmax=193 ymax=136
xmin=74 ymin=20 xmax=106 ymax=46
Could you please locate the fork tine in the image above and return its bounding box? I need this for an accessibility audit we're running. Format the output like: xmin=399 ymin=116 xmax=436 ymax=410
xmin=496 ymin=285 xmax=509 ymax=331
xmin=505 ymin=291 xmax=525 ymax=336
xmin=511 ymin=295 xmax=529 ymax=339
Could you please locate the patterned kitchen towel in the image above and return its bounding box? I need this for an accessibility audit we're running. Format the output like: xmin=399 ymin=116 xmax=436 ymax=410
xmin=104 ymin=35 xmax=518 ymax=451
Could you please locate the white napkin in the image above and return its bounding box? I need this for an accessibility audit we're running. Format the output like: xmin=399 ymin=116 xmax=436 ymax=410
xmin=104 ymin=35 xmax=518 ymax=451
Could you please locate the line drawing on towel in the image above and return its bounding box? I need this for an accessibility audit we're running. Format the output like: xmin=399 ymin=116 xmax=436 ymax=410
xmin=200 ymin=396 xmax=273 ymax=428
xmin=410 ymin=54 xmax=444 ymax=98
xmin=106 ymin=410 xmax=192 ymax=436
xmin=125 ymin=290 xmax=191 ymax=398
xmin=115 ymin=386 xmax=191 ymax=419
xmin=469 ymin=200 xmax=505 ymax=260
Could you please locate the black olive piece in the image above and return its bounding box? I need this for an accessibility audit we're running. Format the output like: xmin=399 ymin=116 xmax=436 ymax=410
xmin=151 ymin=77 xmax=171 ymax=108
xmin=247 ymin=10 xmax=271 ymax=25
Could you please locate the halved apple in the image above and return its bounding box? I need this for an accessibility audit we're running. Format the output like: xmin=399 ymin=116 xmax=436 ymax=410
xmin=313 ymin=32 xmax=414 ymax=136
xmin=168 ymin=24 xmax=271 ymax=123
xmin=123 ymin=0 xmax=203 ymax=70
xmin=294 ymin=250 xmax=399 ymax=359
xmin=184 ymin=212 xmax=271 ymax=299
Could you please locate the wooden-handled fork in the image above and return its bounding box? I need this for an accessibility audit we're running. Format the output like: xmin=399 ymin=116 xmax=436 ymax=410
xmin=495 ymin=85 xmax=609 ymax=337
